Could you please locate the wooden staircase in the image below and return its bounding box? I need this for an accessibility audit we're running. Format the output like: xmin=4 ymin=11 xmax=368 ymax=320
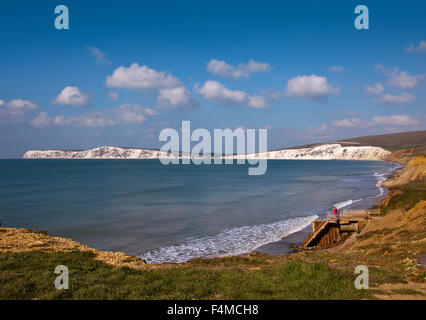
xmin=302 ymin=218 xmax=364 ymax=248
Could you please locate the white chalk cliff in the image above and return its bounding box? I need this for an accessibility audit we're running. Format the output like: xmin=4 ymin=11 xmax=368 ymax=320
xmin=236 ymin=144 xmax=391 ymax=161
xmin=23 ymin=144 xmax=390 ymax=161
xmin=23 ymin=146 xmax=173 ymax=159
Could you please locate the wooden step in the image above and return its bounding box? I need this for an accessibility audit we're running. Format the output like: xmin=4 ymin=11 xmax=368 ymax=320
xmin=303 ymin=220 xmax=338 ymax=248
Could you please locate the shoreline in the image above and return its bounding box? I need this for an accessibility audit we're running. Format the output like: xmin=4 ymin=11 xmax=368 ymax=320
xmin=1 ymin=155 xmax=425 ymax=300
xmin=254 ymin=160 xmax=401 ymax=256
xmin=254 ymin=225 xmax=311 ymax=255
xmin=0 ymin=159 xmax=402 ymax=264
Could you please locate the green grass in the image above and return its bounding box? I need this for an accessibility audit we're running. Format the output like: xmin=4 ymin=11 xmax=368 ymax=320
xmin=0 ymin=251 xmax=369 ymax=300
xmin=381 ymin=177 xmax=426 ymax=216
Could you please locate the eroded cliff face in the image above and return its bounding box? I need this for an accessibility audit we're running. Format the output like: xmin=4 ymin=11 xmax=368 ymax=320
xmin=386 ymin=146 xmax=426 ymax=165
xmin=23 ymin=146 xmax=173 ymax=159
xmin=234 ymin=144 xmax=391 ymax=161
xmin=23 ymin=144 xmax=391 ymax=161
xmin=383 ymin=156 xmax=426 ymax=187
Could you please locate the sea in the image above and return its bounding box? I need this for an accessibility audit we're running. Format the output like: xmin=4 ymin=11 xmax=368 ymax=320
xmin=0 ymin=159 xmax=397 ymax=263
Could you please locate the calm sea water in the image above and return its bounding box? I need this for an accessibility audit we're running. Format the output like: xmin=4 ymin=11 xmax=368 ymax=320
xmin=0 ymin=159 xmax=396 ymax=263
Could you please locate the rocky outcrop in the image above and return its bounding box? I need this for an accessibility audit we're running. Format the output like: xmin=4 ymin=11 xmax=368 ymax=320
xmin=23 ymin=144 xmax=391 ymax=161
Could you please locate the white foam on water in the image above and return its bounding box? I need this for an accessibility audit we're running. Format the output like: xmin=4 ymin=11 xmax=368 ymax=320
xmin=372 ymin=172 xmax=387 ymax=197
xmin=370 ymin=163 xmax=402 ymax=198
xmin=333 ymin=198 xmax=362 ymax=210
xmin=139 ymin=215 xmax=318 ymax=264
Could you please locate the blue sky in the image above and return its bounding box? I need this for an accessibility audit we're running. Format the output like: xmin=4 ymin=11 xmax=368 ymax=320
xmin=0 ymin=0 xmax=425 ymax=157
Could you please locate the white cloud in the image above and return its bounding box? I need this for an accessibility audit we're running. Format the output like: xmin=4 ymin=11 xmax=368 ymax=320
xmin=31 ymin=104 xmax=157 ymax=128
xmin=365 ymin=78 xmax=416 ymax=106
xmin=207 ymin=59 xmax=270 ymax=79
xmin=405 ymin=41 xmax=426 ymax=53
xmin=373 ymin=92 xmax=415 ymax=105
xmin=364 ymin=82 xmax=384 ymax=95
xmin=331 ymin=115 xmax=420 ymax=129
xmin=87 ymin=46 xmax=110 ymax=65
xmin=106 ymin=64 xmax=194 ymax=108
xmin=114 ymin=104 xmax=147 ymax=124
xmin=158 ymin=87 xmax=193 ymax=108
xmin=143 ymin=108 xmax=159 ymax=116
xmin=0 ymin=98 xmax=38 ymax=124
xmin=317 ymin=124 xmax=328 ymax=132
xmin=328 ymin=66 xmax=345 ymax=73
xmin=197 ymin=80 xmax=267 ymax=109
xmin=388 ymin=71 xmax=418 ymax=89
xmin=5 ymin=99 xmax=38 ymax=110
xmin=52 ymin=86 xmax=89 ymax=106
xmin=372 ymin=115 xmax=419 ymax=126
xmin=108 ymin=92 xmax=118 ymax=101
xmin=30 ymin=112 xmax=51 ymax=128
xmin=106 ymin=63 xmax=181 ymax=89
xmin=332 ymin=118 xmax=363 ymax=128
xmin=376 ymin=65 xmax=422 ymax=89
xmin=52 ymin=113 xmax=115 ymax=127
xmin=198 ymin=81 xmax=245 ymax=102
xmin=285 ymin=75 xmax=340 ymax=100
xmin=247 ymin=96 xmax=267 ymax=109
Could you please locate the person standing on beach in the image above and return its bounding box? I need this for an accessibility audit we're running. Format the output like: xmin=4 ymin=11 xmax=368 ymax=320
xmin=333 ymin=207 xmax=339 ymax=219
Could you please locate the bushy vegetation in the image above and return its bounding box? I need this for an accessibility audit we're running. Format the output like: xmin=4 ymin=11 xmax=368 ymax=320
xmin=381 ymin=177 xmax=426 ymax=215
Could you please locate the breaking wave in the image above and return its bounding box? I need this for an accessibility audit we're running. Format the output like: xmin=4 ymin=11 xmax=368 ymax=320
xmin=370 ymin=163 xmax=402 ymax=198
xmin=333 ymin=198 xmax=362 ymax=210
xmin=372 ymin=172 xmax=387 ymax=197
xmin=139 ymin=215 xmax=318 ymax=264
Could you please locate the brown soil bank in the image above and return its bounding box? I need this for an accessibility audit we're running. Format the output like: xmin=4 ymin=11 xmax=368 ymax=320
xmin=349 ymin=157 xmax=426 ymax=298
xmin=384 ymin=155 xmax=426 ymax=187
